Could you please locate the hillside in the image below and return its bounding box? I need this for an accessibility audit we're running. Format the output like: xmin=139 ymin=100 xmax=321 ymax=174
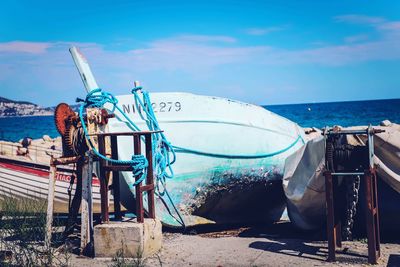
xmin=0 ymin=96 xmax=53 ymax=117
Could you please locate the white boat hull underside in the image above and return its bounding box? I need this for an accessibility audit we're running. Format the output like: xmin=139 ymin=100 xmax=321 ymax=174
xmin=108 ymin=92 xmax=306 ymax=227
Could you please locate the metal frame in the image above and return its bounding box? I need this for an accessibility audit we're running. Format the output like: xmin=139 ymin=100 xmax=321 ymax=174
xmin=96 ymin=131 xmax=160 ymax=223
xmin=323 ymin=125 xmax=382 ymax=264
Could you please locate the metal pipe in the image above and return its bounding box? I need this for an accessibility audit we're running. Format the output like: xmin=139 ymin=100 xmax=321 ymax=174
xmin=326 ymin=130 xmax=369 ymax=135
xmin=331 ymin=172 xmax=365 ymax=176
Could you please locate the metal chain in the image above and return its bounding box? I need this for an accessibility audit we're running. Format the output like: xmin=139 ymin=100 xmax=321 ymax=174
xmin=343 ymin=175 xmax=361 ymax=240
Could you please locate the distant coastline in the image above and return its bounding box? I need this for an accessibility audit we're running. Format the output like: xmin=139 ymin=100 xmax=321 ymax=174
xmin=0 ymin=96 xmax=52 ymax=117
xmin=0 ymin=96 xmax=79 ymax=118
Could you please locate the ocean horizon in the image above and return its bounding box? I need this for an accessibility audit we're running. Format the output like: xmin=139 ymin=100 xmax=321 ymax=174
xmin=1 ymin=98 xmax=399 ymax=143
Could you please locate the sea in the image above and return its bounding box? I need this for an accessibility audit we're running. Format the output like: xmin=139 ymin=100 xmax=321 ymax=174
xmin=0 ymin=98 xmax=399 ymax=142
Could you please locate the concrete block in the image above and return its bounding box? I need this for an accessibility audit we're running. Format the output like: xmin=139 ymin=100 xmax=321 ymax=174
xmin=94 ymin=219 xmax=162 ymax=258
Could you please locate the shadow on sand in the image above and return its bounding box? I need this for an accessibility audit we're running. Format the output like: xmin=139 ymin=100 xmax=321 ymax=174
xmin=239 ymin=221 xmax=370 ymax=264
xmin=167 ymin=220 xmax=380 ymax=265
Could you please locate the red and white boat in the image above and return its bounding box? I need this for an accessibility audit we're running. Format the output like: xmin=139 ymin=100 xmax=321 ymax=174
xmin=0 ymin=154 xmax=106 ymax=213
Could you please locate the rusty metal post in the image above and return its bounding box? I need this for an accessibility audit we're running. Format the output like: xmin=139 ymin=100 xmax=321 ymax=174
xmin=372 ymin=169 xmax=381 ymax=259
xmin=325 ymin=171 xmax=337 ymax=262
xmin=145 ymin=133 xmax=155 ymax=219
xmin=365 ymin=168 xmax=381 ymax=264
xmin=111 ymin=135 xmax=122 ymax=220
xmin=333 ymin=177 xmax=342 ymax=249
xmin=133 ymin=134 xmax=144 ymax=223
xmin=45 ymin=159 xmax=57 ymax=249
xmin=98 ymin=135 xmax=109 ymax=223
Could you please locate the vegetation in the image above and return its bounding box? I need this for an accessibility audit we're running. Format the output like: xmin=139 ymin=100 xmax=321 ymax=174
xmin=0 ymin=194 xmax=71 ymax=266
xmin=109 ymin=242 xmax=146 ymax=267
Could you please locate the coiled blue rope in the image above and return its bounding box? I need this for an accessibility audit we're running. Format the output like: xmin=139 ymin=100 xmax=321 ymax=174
xmin=131 ymin=87 xmax=176 ymax=192
xmin=77 ymin=89 xmax=147 ymax=186
xmin=77 ymin=88 xmax=185 ymax=226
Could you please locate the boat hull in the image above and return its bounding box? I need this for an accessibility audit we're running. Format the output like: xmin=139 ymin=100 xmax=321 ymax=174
xmin=108 ymin=92 xmax=305 ymax=227
xmin=0 ymin=157 xmax=106 ymax=213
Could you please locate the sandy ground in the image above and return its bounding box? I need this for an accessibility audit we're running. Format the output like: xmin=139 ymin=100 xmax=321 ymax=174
xmin=66 ymin=222 xmax=400 ymax=267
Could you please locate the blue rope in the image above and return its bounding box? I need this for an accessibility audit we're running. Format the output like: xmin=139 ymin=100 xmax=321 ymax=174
xmin=77 ymin=88 xmax=185 ymax=227
xmin=131 ymin=87 xmax=176 ymax=191
xmin=131 ymin=87 xmax=185 ymax=226
xmin=77 ymin=89 xmax=147 ymax=186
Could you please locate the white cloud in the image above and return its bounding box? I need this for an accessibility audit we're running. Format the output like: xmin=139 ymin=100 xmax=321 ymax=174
xmin=334 ymin=15 xmax=385 ymax=25
xmin=378 ymin=21 xmax=400 ymax=31
xmin=172 ymin=34 xmax=236 ymax=43
xmin=245 ymin=27 xmax=284 ymax=36
xmin=2 ymin=25 xmax=400 ymax=77
xmin=0 ymin=41 xmax=51 ymax=54
xmin=344 ymin=34 xmax=369 ymax=43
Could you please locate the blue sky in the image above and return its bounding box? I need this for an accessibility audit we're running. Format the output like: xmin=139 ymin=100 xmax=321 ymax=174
xmin=1 ymin=0 xmax=400 ymax=106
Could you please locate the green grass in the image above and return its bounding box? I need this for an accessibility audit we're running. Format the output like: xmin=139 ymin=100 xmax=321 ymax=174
xmin=0 ymin=194 xmax=71 ymax=266
xmin=109 ymin=242 xmax=147 ymax=267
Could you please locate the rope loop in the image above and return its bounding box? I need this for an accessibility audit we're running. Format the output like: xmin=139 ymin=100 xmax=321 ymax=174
xmin=132 ymin=155 xmax=149 ymax=186
xmin=131 ymin=86 xmax=143 ymax=93
xmin=83 ymin=88 xmax=118 ymax=108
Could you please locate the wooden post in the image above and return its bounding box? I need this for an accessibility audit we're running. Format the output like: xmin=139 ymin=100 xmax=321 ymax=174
xmin=45 ymin=161 xmax=57 ymax=249
xmin=81 ymin=153 xmax=94 ymax=256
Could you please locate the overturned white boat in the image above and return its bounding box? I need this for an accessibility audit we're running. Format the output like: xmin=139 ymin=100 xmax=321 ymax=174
xmin=69 ymin=46 xmax=307 ymax=227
